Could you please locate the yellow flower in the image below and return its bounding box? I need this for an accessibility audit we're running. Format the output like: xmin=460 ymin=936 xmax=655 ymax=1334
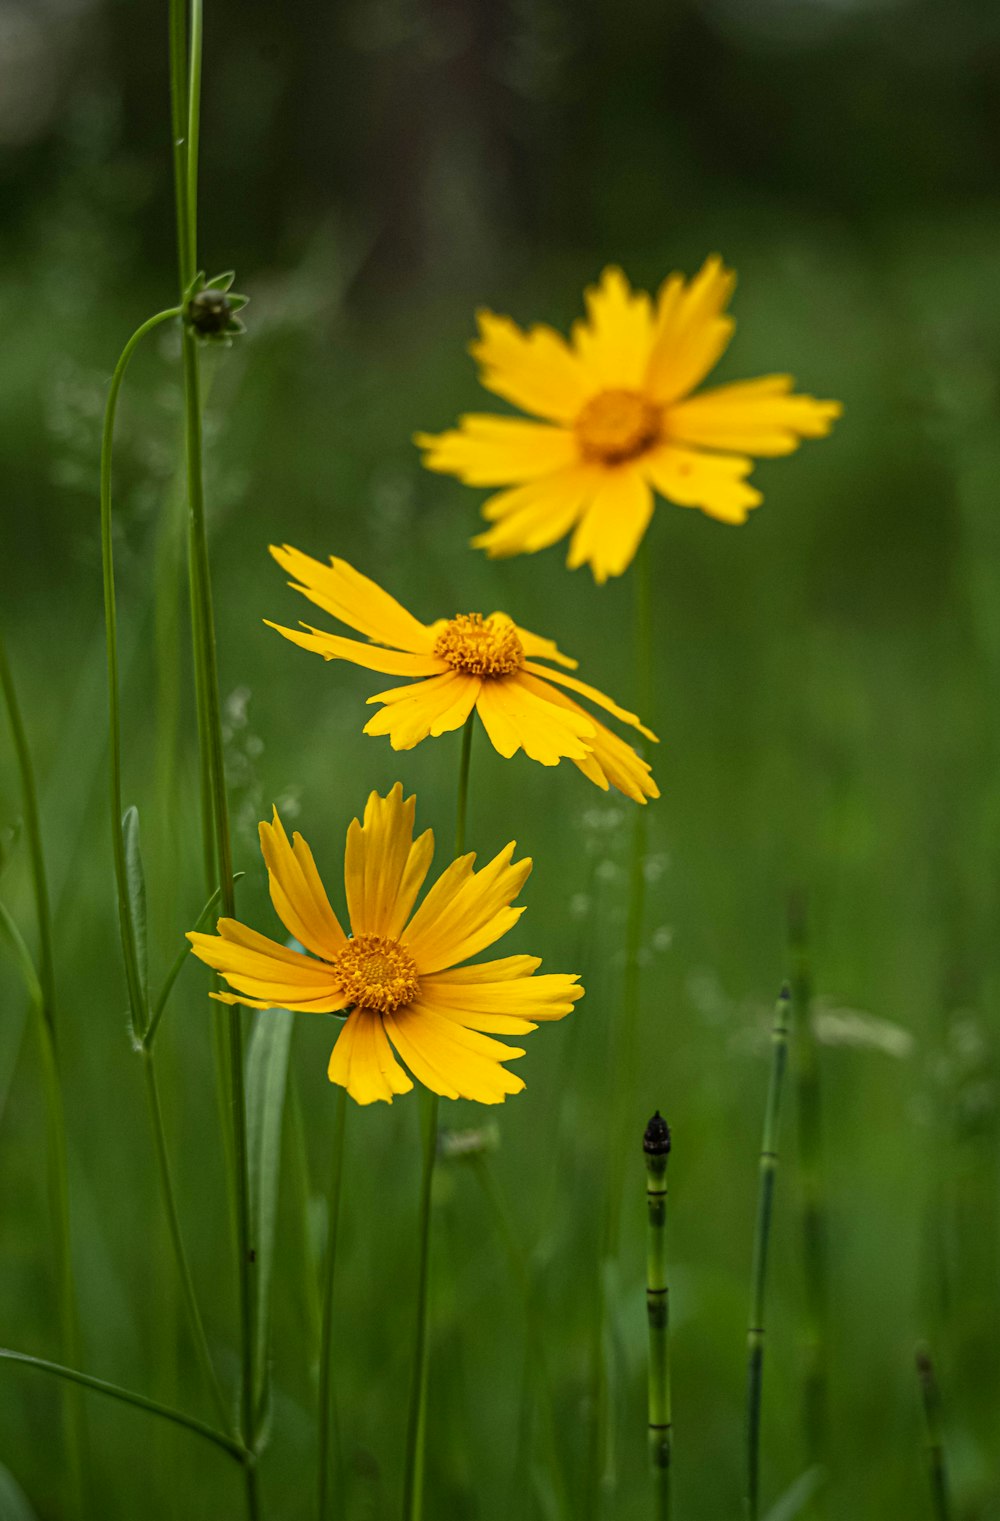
xmin=187 ymin=785 xmax=583 ymax=1105
xmin=266 ymin=543 xmax=659 ymax=804
xmin=415 ymin=258 xmax=842 ymax=583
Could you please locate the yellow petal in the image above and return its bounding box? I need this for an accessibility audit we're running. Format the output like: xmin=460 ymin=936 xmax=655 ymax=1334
xmin=566 ymin=466 xmax=654 ymax=583
xmin=265 ymin=622 xmax=446 ymax=677
xmin=384 ymin=1002 xmax=526 ymax=1104
xmin=344 ymin=783 xmax=428 ymax=939
xmin=520 ymin=662 xmax=657 ymax=742
xmin=571 ymin=267 xmax=655 ymax=390
xmin=415 ymin=415 xmax=577 ymax=486
xmin=363 ymin=672 xmax=481 ymax=751
xmin=667 ymin=374 xmax=842 ymax=457
xmin=473 ymin=465 xmax=598 ymax=560
xmin=511 ymin=624 xmax=578 ymax=670
xmin=525 ymin=684 xmax=660 ymax=803
xmin=469 ymin=310 xmax=594 ymax=422
xmin=404 ymin=841 xmax=532 ymax=974
xmin=258 ymin=809 xmax=347 ymax=960
xmin=643 ymin=443 xmax=762 ymax=524
xmin=644 ymin=256 xmax=736 ymax=405
xmin=421 ymin=969 xmax=583 ymax=1025
xmin=269 ymin=545 xmax=435 ymax=653
xmin=327 ymin=1009 xmax=413 ymax=1104
xmin=187 ymin=927 xmax=349 ymax=1011
xmin=476 ymin=676 xmax=596 ymax=765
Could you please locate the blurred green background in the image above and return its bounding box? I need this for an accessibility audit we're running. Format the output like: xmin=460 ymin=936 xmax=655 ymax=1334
xmin=2 ymin=0 xmax=1000 ymax=1516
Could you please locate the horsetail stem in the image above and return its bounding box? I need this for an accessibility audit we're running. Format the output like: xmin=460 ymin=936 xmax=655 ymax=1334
xmin=788 ymin=891 xmax=829 ymax=1490
xmin=915 ymin=1344 xmax=952 ymax=1521
xmin=745 ymin=985 xmax=792 ymax=1521
xmin=644 ymin=1111 xmax=672 ymax=1521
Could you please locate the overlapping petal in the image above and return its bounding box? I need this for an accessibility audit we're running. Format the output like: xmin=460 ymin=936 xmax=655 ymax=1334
xmin=667 ymin=374 xmax=843 ymax=457
xmin=415 ymin=416 xmax=577 ymax=486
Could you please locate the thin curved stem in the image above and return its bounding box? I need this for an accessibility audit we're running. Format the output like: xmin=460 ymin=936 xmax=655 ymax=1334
xmin=316 ymin=1089 xmax=347 ymax=1520
xmin=99 ymin=304 xmax=182 ymax=1038
xmin=0 ymin=630 xmax=88 ymax=1508
xmin=141 ymin=1050 xmax=231 ymax=1428
xmin=186 ymin=0 xmax=203 ymax=279
xmin=745 ymin=987 xmax=792 ymax=1521
xmin=0 ymin=1348 xmax=246 ymax=1463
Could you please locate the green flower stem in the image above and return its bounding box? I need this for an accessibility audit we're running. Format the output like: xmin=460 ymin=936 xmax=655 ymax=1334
xmin=99 ymin=311 xmax=233 ymax=1433
xmin=915 ymin=1345 xmax=951 ymax=1521
xmin=0 ymin=1348 xmax=246 ymax=1464
xmin=643 ymin=1113 xmax=671 ymax=1520
xmin=0 ymin=630 xmax=88 ymax=1509
xmin=140 ymin=1049 xmax=230 ymax=1429
xmin=471 ymin=1154 xmax=569 ymax=1520
xmin=402 ymin=715 xmax=475 ymax=1521
xmin=168 ymin=4 xmax=258 ymax=1509
xmin=788 ymin=894 xmax=829 ymax=1489
xmin=745 ymin=986 xmax=792 ymax=1521
xmin=99 ymin=305 xmax=182 ymax=1037
xmin=317 ymin=1089 xmax=347 ymax=1520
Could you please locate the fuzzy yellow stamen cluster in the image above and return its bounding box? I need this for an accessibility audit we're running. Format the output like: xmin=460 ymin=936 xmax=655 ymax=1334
xmin=434 ymin=613 xmax=525 ymax=678
xmin=335 ymin=933 xmax=420 ymax=1014
xmin=574 ymin=388 xmax=662 ymax=464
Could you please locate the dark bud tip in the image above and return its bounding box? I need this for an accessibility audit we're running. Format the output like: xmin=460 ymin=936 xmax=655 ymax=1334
xmin=643 ymin=1110 xmax=671 ymax=1156
xmin=186 ymin=287 xmax=237 ymax=337
xmin=779 ymin=982 xmax=791 ymax=1001
xmin=915 ymin=1343 xmax=933 ymax=1381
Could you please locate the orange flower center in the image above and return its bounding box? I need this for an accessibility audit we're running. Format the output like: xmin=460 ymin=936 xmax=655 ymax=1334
xmin=335 ymin=933 xmax=419 ymax=1014
xmin=574 ymin=388 xmax=661 ymax=464
xmin=434 ymin=613 xmax=524 ymax=678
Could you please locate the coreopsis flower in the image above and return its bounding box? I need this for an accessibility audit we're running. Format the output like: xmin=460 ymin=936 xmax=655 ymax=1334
xmin=187 ymin=785 xmax=583 ymax=1104
xmin=415 ymin=258 xmax=842 ymax=583
xmin=267 ymin=544 xmax=658 ymax=804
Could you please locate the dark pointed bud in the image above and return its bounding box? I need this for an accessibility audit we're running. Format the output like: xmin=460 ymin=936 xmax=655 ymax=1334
xmin=779 ymin=982 xmax=791 ymax=1001
xmin=643 ymin=1110 xmax=671 ymax=1156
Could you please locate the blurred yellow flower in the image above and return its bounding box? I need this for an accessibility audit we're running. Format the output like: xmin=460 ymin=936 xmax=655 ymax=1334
xmin=187 ymin=785 xmax=583 ymax=1105
xmin=267 ymin=544 xmax=659 ymax=803
xmin=416 ymin=258 xmax=842 ymax=583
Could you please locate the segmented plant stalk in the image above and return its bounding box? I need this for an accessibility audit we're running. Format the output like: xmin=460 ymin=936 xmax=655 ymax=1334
xmin=788 ymin=893 xmax=829 ymax=1490
xmin=402 ymin=716 xmax=474 ymax=1521
xmin=644 ymin=1112 xmax=672 ymax=1521
xmin=745 ymin=985 xmax=792 ymax=1521
xmin=0 ymin=632 xmax=88 ymax=1508
xmin=915 ymin=1345 xmax=952 ymax=1521
xmin=317 ymin=1089 xmax=347 ymax=1520
xmin=168 ymin=2 xmax=259 ymax=1509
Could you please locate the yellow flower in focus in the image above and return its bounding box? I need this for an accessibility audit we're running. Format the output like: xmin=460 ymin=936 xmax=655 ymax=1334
xmin=187 ymin=785 xmax=583 ymax=1105
xmin=266 ymin=544 xmax=659 ymax=804
xmin=415 ymin=258 xmax=842 ymax=582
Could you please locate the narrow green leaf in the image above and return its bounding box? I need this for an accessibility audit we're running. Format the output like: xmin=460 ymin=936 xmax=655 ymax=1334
xmin=0 ymin=900 xmax=42 ymax=1010
xmin=0 ymin=1461 xmax=38 ymax=1521
xmin=121 ymin=807 xmax=149 ymax=1017
xmin=762 ymin=1466 xmax=825 ymax=1521
xmin=246 ymin=1007 xmax=294 ymax=1426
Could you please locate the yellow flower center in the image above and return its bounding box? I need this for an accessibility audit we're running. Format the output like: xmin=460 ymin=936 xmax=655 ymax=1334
xmin=434 ymin=613 xmax=524 ymax=677
xmin=335 ymin=933 xmax=419 ymax=1014
xmin=574 ymin=388 xmax=661 ymax=464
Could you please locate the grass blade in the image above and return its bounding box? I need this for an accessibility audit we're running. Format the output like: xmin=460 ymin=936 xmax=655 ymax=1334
xmin=246 ymin=1006 xmax=295 ymax=1427
xmin=762 ymin=1467 xmax=825 ymax=1521
xmin=0 ymin=1460 xmax=39 ymax=1521
xmin=122 ymin=806 xmax=150 ymax=1036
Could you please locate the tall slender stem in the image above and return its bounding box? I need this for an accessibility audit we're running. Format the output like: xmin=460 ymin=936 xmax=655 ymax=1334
xmin=168 ymin=4 xmax=258 ymax=1511
xmin=0 ymin=630 xmax=88 ymax=1508
xmin=745 ymin=986 xmax=792 ymax=1521
xmin=788 ymin=892 xmax=829 ymax=1493
xmin=402 ymin=715 xmax=474 ymax=1521
xmin=317 ymin=1089 xmax=347 ymax=1520
xmin=644 ymin=1112 xmax=671 ymax=1521
xmin=915 ymin=1345 xmax=951 ymax=1521
xmin=100 ymin=306 xmax=182 ymax=1036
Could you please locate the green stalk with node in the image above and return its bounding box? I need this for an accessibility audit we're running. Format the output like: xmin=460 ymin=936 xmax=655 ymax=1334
xmin=644 ymin=1111 xmax=672 ymax=1521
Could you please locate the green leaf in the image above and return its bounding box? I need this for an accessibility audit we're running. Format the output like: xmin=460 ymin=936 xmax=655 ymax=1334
xmin=246 ymin=1006 xmax=295 ymax=1428
xmin=0 ymin=900 xmax=42 ymax=1010
xmin=205 ymin=270 xmax=236 ymax=292
xmin=0 ymin=1460 xmax=39 ymax=1520
xmin=763 ymin=1467 xmax=826 ymax=1521
xmin=122 ymin=806 xmax=149 ymax=1023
